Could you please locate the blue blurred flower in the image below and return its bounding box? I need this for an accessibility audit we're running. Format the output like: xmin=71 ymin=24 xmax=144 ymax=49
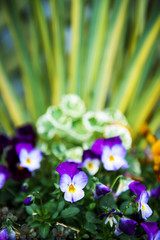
xmin=0 ymin=228 xmax=16 ymax=240
xmin=23 ymin=196 xmax=33 ymax=206
xmin=0 ymin=166 xmax=11 ymax=189
xmin=94 ymin=184 xmax=111 ymax=199
xmin=141 ymin=222 xmax=160 ymax=240
xmin=115 ymin=218 xmax=137 ymax=236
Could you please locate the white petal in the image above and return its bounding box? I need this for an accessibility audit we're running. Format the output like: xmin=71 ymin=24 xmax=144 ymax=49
xmin=102 ymin=146 xmax=111 ymax=164
xmin=72 ymin=171 xmax=88 ymax=189
xmin=141 ymin=203 xmax=153 ymax=220
xmin=83 ymin=159 xmax=100 ymax=175
xmin=59 ymin=174 xmax=71 ymax=192
xmin=64 ymin=190 xmax=73 ymax=202
xmin=19 ymin=149 xmax=29 ymax=164
xmin=111 ymin=144 xmax=126 ymax=158
xmin=72 ymin=188 xmax=84 ymax=202
xmin=29 ymin=149 xmax=42 ymax=163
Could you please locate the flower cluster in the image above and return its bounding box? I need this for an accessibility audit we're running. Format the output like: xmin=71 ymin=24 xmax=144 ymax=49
xmin=0 ymin=125 xmax=42 ymax=187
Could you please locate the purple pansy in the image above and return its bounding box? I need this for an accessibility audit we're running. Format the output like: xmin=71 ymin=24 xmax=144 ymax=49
xmin=115 ymin=218 xmax=137 ymax=236
xmin=0 ymin=134 xmax=10 ymax=155
xmin=141 ymin=222 xmax=160 ymax=240
xmin=81 ymin=150 xmax=100 ymax=175
xmin=24 ymin=196 xmax=33 ymax=206
xmin=0 ymin=166 xmax=11 ymax=189
xmin=4 ymin=124 xmax=38 ymax=181
xmin=151 ymin=187 xmax=160 ymax=198
xmin=91 ymin=137 xmax=128 ymax=171
xmin=56 ymin=162 xmax=88 ymax=203
xmin=129 ymin=181 xmax=146 ymax=202
xmin=94 ymin=184 xmax=111 ymax=199
xmin=15 ymin=143 xmax=42 ymax=172
xmin=100 ymin=209 xmax=122 ymax=227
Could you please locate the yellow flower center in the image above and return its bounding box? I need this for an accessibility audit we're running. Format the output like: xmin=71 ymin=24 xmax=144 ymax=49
xmin=88 ymin=163 xmax=93 ymax=169
xmin=109 ymin=155 xmax=115 ymax=161
xmin=142 ymin=204 xmax=145 ymax=210
xmin=69 ymin=184 xmax=76 ymax=193
xmin=26 ymin=158 xmax=31 ymax=164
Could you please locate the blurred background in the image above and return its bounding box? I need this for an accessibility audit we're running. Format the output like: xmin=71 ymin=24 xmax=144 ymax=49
xmin=0 ymin=0 xmax=160 ymax=140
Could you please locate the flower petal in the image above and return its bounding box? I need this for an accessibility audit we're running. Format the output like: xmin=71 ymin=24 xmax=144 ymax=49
xmin=0 ymin=173 xmax=6 ymax=189
xmin=129 ymin=181 xmax=146 ymax=201
xmin=111 ymin=144 xmax=126 ymax=158
xmin=119 ymin=218 xmax=137 ymax=235
xmin=72 ymin=171 xmax=88 ymax=189
xmin=141 ymin=222 xmax=159 ymax=240
xmin=56 ymin=162 xmax=80 ymax=179
xmin=59 ymin=174 xmax=71 ymax=192
xmin=141 ymin=203 xmax=153 ymax=220
xmin=30 ymin=149 xmax=42 ymax=163
xmin=16 ymin=143 xmax=33 ymax=155
xmin=72 ymin=188 xmax=84 ymax=202
xmin=141 ymin=190 xmax=150 ymax=204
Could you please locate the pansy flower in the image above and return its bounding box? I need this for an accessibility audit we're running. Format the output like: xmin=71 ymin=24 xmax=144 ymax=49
xmin=114 ymin=218 xmax=137 ymax=236
xmin=0 ymin=166 xmax=11 ymax=189
xmin=141 ymin=222 xmax=160 ymax=240
xmin=100 ymin=209 xmax=122 ymax=227
xmin=81 ymin=150 xmax=100 ymax=175
xmin=114 ymin=178 xmax=133 ymax=197
xmin=5 ymin=124 xmax=41 ymax=181
xmin=56 ymin=162 xmax=88 ymax=203
xmin=15 ymin=143 xmax=42 ymax=172
xmin=138 ymin=191 xmax=152 ymax=219
xmin=0 ymin=228 xmax=16 ymax=240
xmin=151 ymin=186 xmax=160 ymax=198
xmin=94 ymin=184 xmax=111 ymax=199
xmin=129 ymin=181 xmax=152 ymax=219
xmin=91 ymin=137 xmax=128 ymax=171
xmin=23 ymin=196 xmax=34 ymax=206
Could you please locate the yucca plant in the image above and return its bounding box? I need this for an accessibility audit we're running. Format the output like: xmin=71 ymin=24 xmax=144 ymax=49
xmin=0 ymin=0 xmax=159 ymax=140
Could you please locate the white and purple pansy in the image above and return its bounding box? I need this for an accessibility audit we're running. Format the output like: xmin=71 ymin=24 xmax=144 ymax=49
xmin=81 ymin=150 xmax=100 ymax=175
xmin=141 ymin=222 xmax=160 ymax=240
xmin=100 ymin=209 xmax=122 ymax=227
xmin=15 ymin=143 xmax=42 ymax=172
xmin=138 ymin=190 xmax=152 ymax=220
xmin=56 ymin=162 xmax=88 ymax=203
xmin=0 ymin=166 xmax=11 ymax=189
xmin=94 ymin=184 xmax=111 ymax=199
xmin=91 ymin=137 xmax=129 ymax=171
xmin=129 ymin=181 xmax=152 ymax=219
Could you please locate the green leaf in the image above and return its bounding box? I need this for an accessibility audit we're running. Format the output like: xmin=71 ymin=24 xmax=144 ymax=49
xmin=38 ymin=223 xmax=50 ymax=239
xmin=61 ymin=207 xmax=80 ymax=218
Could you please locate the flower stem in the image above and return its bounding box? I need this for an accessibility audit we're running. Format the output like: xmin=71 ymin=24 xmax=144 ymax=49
xmin=110 ymin=175 xmax=123 ymax=191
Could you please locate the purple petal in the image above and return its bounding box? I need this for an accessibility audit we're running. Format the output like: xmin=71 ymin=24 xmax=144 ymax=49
xmin=100 ymin=209 xmax=122 ymax=220
xmin=141 ymin=222 xmax=159 ymax=240
xmin=23 ymin=197 xmax=33 ymax=206
xmin=151 ymin=187 xmax=160 ymax=198
xmin=15 ymin=124 xmax=37 ymax=145
xmin=15 ymin=143 xmax=33 ymax=155
xmin=129 ymin=181 xmax=146 ymax=201
xmin=0 ymin=174 xmax=6 ymax=189
xmin=73 ymin=171 xmax=88 ymax=189
xmin=56 ymin=162 xmax=80 ymax=179
xmin=0 ymin=134 xmax=10 ymax=155
xmin=0 ymin=229 xmax=8 ymax=240
xmin=119 ymin=218 xmax=137 ymax=235
xmin=91 ymin=137 xmax=122 ymax=155
xmin=59 ymin=174 xmax=71 ymax=192
xmin=6 ymin=148 xmax=31 ymax=181
xmin=94 ymin=184 xmax=111 ymax=199
xmin=82 ymin=149 xmax=100 ymax=162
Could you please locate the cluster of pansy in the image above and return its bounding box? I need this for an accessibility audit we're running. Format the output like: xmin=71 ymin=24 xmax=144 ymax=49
xmin=80 ymin=136 xmax=129 ymax=175
xmin=0 ymin=124 xmax=42 ymax=188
